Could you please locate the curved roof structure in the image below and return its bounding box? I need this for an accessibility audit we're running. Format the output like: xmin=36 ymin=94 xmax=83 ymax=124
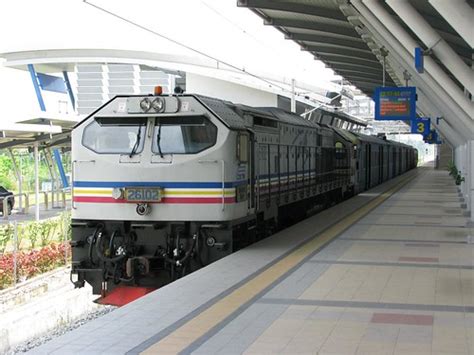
xmin=238 ymin=0 xmax=473 ymax=148
xmin=0 ymin=48 xmax=339 ymax=105
xmin=238 ymin=0 xmax=398 ymax=95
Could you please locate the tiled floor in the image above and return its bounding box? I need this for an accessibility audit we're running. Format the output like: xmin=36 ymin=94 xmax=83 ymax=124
xmin=30 ymin=167 xmax=473 ymax=354
xmin=195 ymin=168 xmax=472 ymax=355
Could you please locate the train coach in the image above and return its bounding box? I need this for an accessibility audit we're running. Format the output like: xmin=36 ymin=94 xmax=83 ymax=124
xmin=69 ymin=91 xmax=417 ymax=298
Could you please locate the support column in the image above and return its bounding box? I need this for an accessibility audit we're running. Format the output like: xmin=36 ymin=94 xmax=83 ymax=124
xmin=468 ymin=140 xmax=474 ymax=243
xmin=34 ymin=143 xmax=40 ymax=221
xmin=7 ymin=149 xmax=22 ymax=212
xmin=291 ymin=79 xmax=296 ymax=113
xmin=467 ymin=140 xmax=473 ymax=218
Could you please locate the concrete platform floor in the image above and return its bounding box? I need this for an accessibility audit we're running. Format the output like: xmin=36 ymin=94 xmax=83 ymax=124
xmin=30 ymin=166 xmax=472 ymax=355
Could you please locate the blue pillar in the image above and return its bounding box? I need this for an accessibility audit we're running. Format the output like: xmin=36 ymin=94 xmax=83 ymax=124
xmin=62 ymin=71 xmax=76 ymax=111
xmin=27 ymin=64 xmax=46 ymax=112
xmin=53 ymin=149 xmax=69 ymax=188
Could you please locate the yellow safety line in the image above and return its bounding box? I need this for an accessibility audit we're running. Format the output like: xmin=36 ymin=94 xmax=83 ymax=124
xmin=73 ymin=189 xmax=111 ymax=195
xmin=141 ymin=173 xmax=416 ymax=354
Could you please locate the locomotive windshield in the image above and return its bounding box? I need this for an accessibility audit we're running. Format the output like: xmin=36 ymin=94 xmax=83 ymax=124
xmin=153 ymin=116 xmax=217 ymax=155
xmin=82 ymin=118 xmax=147 ymax=154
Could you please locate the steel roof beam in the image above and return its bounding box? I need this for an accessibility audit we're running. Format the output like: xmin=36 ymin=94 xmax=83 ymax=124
xmin=326 ymin=62 xmax=383 ymax=74
xmin=319 ymin=54 xmax=381 ymax=67
xmin=426 ymin=1 xmax=473 ymax=48
xmin=386 ymin=0 xmax=473 ymax=94
xmin=237 ymin=0 xmax=347 ymax=21
xmin=335 ymin=74 xmax=385 ymax=85
xmin=302 ymin=45 xmax=375 ymax=59
xmin=263 ymin=18 xmax=360 ymax=38
xmin=334 ymin=68 xmax=386 ymax=80
xmin=286 ymin=33 xmax=367 ymax=50
xmin=0 ymin=133 xmax=69 ymax=150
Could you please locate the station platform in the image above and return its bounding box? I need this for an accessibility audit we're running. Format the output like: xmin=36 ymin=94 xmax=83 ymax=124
xmin=31 ymin=165 xmax=472 ymax=355
xmin=0 ymin=201 xmax=71 ymax=224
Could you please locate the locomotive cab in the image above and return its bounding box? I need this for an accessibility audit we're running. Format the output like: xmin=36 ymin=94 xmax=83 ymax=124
xmin=70 ymin=93 xmax=252 ymax=295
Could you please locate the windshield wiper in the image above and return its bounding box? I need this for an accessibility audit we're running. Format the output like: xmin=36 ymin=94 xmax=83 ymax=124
xmin=156 ymin=122 xmax=164 ymax=158
xmin=129 ymin=124 xmax=142 ymax=158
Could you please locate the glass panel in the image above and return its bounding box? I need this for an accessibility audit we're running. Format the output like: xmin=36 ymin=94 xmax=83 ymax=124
xmin=82 ymin=118 xmax=147 ymax=154
xmin=153 ymin=116 xmax=217 ymax=154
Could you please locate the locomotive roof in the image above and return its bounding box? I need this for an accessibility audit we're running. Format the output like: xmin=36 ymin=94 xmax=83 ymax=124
xmin=195 ymin=95 xmax=321 ymax=130
xmin=253 ymin=107 xmax=320 ymax=128
xmin=332 ymin=127 xmax=359 ymax=144
xmin=195 ymin=95 xmax=248 ymax=130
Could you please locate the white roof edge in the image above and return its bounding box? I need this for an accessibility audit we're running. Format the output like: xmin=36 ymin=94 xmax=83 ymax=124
xmin=0 ymin=48 xmax=338 ymax=105
xmin=0 ymin=123 xmax=62 ymax=133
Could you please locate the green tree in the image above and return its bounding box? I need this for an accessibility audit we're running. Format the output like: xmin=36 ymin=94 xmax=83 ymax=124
xmin=0 ymin=154 xmax=15 ymax=190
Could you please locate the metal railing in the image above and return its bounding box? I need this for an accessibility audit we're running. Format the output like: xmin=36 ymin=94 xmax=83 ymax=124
xmin=1 ymin=194 xmax=30 ymax=220
xmin=1 ymin=190 xmax=71 ymax=220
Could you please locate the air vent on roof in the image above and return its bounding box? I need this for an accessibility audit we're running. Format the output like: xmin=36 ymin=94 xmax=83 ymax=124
xmin=253 ymin=116 xmax=278 ymax=128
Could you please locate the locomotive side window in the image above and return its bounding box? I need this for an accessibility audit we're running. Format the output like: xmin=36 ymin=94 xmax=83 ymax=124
xmin=152 ymin=116 xmax=217 ymax=154
xmin=82 ymin=117 xmax=147 ymax=154
xmin=237 ymin=133 xmax=249 ymax=163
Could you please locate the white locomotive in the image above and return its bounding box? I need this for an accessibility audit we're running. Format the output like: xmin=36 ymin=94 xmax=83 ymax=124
xmin=70 ymin=90 xmax=417 ymax=296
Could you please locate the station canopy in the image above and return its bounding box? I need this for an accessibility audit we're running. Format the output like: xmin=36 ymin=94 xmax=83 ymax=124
xmin=0 ymin=115 xmax=75 ymax=150
xmin=238 ymin=0 xmax=472 ymax=97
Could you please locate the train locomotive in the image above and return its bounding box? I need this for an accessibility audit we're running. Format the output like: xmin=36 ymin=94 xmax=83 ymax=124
xmin=70 ymin=91 xmax=417 ymax=296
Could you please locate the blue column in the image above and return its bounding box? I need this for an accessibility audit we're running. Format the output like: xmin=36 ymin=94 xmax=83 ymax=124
xmin=27 ymin=64 xmax=46 ymax=112
xmin=62 ymin=71 xmax=76 ymax=111
xmin=53 ymin=149 xmax=69 ymax=189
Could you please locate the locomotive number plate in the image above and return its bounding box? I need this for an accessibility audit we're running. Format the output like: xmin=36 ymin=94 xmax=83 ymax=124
xmin=125 ymin=187 xmax=162 ymax=202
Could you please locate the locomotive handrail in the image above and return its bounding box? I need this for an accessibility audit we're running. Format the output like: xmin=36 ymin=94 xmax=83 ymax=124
xmin=71 ymin=160 xmax=96 ymax=209
xmin=198 ymin=159 xmax=225 ymax=211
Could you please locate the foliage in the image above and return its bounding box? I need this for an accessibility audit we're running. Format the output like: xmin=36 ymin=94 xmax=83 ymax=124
xmin=447 ymin=162 xmax=465 ymax=186
xmin=0 ymin=212 xmax=72 ymax=288
xmin=59 ymin=211 xmax=72 ymax=241
xmin=25 ymin=222 xmax=42 ymax=249
xmin=0 ymin=150 xmax=72 ymax=193
xmin=447 ymin=161 xmax=458 ymax=177
xmin=0 ymin=242 xmax=71 ymax=289
xmin=0 ymin=224 xmax=14 ymax=254
xmin=39 ymin=219 xmax=57 ymax=247
xmin=455 ymin=171 xmax=465 ymax=186
xmin=0 ymin=154 xmax=15 ymax=190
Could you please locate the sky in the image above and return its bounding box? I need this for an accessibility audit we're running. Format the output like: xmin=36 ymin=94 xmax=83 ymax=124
xmin=0 ymin=0 xmax=342 ymax=124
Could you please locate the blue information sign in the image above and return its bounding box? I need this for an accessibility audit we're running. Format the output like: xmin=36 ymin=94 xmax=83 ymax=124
xmin=374 ymin=87 xmax=417 ymax=121
xmin=411 ymin=117 xmax=430 ymax=136
xmin=415 ymin=47 xmax=424 ymax=74
xmin=424 ymin=130 xmax=442 ymax=144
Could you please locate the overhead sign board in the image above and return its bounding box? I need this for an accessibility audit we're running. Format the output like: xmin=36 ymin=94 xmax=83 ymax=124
xmin=411 ymin=117 xmax=430 ymax=136
xmin=424 ymin=130 xmax=442 ymax=144
xmin=374 ymin=87 xmax=416 ymax=121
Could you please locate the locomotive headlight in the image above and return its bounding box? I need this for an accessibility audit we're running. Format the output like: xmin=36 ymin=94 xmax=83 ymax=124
xmin=112 ymin=188 xmax=124 ymax=200
xmin=151 ymin=98 xmax=165 ymax=112
xmin=139 ymin=98 xmax=152 ymax=112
